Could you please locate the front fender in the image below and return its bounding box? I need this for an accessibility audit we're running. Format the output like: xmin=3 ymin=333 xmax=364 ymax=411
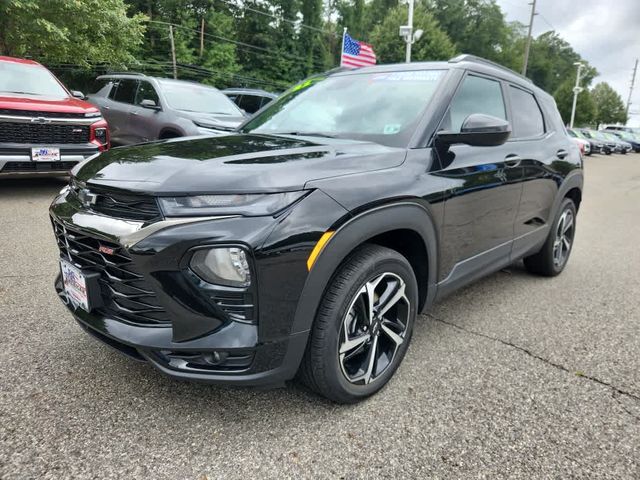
xmin=290 ymin=201 xmax=440 ymax=336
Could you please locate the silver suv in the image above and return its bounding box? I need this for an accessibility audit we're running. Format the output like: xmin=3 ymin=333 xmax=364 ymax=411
xmin=87 ymin=74 xmax=246 ymax=145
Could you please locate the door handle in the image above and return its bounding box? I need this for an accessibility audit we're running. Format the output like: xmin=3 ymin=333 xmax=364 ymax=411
xmin=556 ymin=149 xmax=569 ymax=159
xmin=504 ymin=154 xmax=522 ymax=168
xmin=103 ymin=106 xmax=110 ymax=110
xmin=131 ymin=110 xmax=139 ymax=116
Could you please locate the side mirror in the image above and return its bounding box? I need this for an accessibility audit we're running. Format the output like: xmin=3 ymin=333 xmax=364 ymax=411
xmin=140 ymin=99 xmax=161 ymax=110
xmin=436 ymin=113 xmax=511 ymax=147
xmin=71 ymin=90 xmax=85 ymax=100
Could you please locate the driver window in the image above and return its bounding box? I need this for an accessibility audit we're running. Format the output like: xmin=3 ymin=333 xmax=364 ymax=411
xmin=135 ymin=81 xmax=160 ymax=106
xmin=445 ymin=75 xmax=506 ymax=132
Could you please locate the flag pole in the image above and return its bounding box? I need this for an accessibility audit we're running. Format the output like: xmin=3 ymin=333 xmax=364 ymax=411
xmin=340 ymin=27 xmax=347 ymax=67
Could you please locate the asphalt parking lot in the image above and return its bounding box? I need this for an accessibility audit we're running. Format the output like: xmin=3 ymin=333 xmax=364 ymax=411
xmin=1 ymin=154 xmax=639 ymax=479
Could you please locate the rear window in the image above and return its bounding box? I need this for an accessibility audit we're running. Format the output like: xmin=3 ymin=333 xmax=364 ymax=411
xmin=238 ymin=95 xmax=263 ymax=114
xmin=509 ymin=86 xmax=545 ymax=138
xmin=111 ymin=79 xmax=138 ymax=104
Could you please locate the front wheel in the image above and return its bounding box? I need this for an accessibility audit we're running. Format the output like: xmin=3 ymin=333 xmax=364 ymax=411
xmin=298 ymin=244 xmax=418 ymax=403
xmin=524 ymin=198 xmax=577 ymax=276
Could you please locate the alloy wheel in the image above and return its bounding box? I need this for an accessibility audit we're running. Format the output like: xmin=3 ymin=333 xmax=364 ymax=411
xmin=553 ymin=208 xmax=575 ymax=267
xmin=338 ymin=272 xmax=410 ymax=385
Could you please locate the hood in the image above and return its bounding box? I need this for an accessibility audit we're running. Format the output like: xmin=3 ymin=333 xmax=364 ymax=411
xmin=73 ymin=134 xmax=406 ymax=194
xmin=0 ymin=93 xmax=99 ymax=114
xmin=177 ymin=110 xmax=245 ymax=131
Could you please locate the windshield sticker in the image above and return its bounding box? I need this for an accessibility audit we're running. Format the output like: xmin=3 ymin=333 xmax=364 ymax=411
xmin=371 ymin=71 xmax=443 ymax=82
xmin=383 ymin=124 xmax=401 ymax=135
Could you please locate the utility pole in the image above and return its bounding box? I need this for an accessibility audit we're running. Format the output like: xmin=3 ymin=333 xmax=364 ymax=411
xmin=626 ymin=59 xmax=638 ymax=120
xmin=169 ymin=25 xmax=177 ymax=80
xmin=200 ymin=18 xmax=205 ymax=58
xmin=570 ymin=62 xmax=585 ymax=128
xmin=406 ymin=0 xmax=414 ymax=63
xmin=521 ymin=0 xmax=537 ymax=76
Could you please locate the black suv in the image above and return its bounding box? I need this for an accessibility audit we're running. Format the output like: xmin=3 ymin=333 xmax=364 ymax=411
xmin=50 ymin=55 xmax=583 ymax=403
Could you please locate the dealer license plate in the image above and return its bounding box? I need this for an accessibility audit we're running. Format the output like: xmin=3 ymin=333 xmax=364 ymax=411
xmin=60 ymin=258 xmax=90 ymax=311
xmin=31 ymin=147 xmax=61 ymax=162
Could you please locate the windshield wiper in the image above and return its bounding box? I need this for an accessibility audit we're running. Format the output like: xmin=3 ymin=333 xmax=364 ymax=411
xmin=0 ymin=90 xmax=41 ymax=95
xmin=270 ymin=131 xmax=338 ymax=138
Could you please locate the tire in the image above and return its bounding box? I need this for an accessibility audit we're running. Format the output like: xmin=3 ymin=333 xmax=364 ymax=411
xmin=524 ymin=198 xmax=577 ymax=276
xmin=298 ymin=244 xmax=418 ymax=403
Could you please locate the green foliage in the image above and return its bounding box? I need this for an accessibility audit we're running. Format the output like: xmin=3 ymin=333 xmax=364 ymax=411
xmin=428 ymin=0 xmax=510 ymax=63
xmin=591 ymin=82 xmax=627 ymax=126
xmin=554 ymin=79 xmax=596 ymax=127
xmin=369 ymin=3 xmax=456 ymax=63
xmin=0 ymin=0 xmax=146 ymax=67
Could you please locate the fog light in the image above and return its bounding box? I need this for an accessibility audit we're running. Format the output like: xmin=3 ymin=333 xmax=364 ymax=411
xmin=190 ymin=247 xmax=251 ymax=287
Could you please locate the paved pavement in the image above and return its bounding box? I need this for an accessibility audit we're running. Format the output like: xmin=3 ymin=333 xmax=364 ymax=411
xmin=1 ymin=155 xmax=639 ymax=479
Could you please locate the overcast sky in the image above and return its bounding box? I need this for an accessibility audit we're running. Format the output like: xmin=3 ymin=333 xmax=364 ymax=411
xmin=495 ymin=0 xmax=640 ymax=126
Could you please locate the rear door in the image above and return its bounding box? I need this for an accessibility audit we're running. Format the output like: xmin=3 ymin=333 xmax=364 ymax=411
xmin=129 ymin=80 xmax=161 ymax=143
xmin=105 ymin=79 xmax=139 ymax=145
xmin=506 ymin=84 xmax=563 ymax=259
xmin=436 ymin=73 xmax=523 ymax=288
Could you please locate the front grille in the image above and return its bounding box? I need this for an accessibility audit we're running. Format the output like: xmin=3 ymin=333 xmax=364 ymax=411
xmin=90 ymin=189 xmax=162 ymax=222
xmin=0 ymin=109 xmax=91 ymax=119
xmin=1 ymin=161 xmax=77 ymax=172
xmin=0 ymin=122 xmax=90 ymax=144
xmin=52 ymin=219 xmax=171 ymax=326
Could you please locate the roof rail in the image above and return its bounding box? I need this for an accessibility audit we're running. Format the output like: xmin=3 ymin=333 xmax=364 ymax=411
xmin=101 ymin=71 xmax=147 ymax=77
xmin=449 ymin=54 xmax=532 ymax=83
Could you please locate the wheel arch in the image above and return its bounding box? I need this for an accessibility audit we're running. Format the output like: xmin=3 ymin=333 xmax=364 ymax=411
xmin=158 ymin=128 xmax=182 ymax=139
xmin=553 ymin=171 xmax=583 ymax=217
xmin=291 ymin=202 xmax=439 ymax=336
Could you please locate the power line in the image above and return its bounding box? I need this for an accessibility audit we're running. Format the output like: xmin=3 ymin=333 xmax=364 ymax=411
xmin=145 ymin=19 xmax=328 ymax=70
xmin=215 ymin=0 xmax=337 ymax=37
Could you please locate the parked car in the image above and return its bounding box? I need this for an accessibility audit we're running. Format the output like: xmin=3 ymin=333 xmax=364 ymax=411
xmin=87 ymin=74 xmax=246 ymax=145
xmin=222 ymin=88 xmax=278 ymax=114
xmin=600 ymin=124 xmax=640 ymax=135
xmin=604 ymin=129 xmax=640 ymax=152
xmin=569 ymin=128 xmax=603 ymax=154
xmin=567 ymin=129 xmax=591 ymax=155
xmin=0 ymin=56 xmax=109 ymax=177
xmin=579 ymin=129 xmax=614 ymax=154
xmin=601 ymin=131 xmax=631 ymax=154
xmin=50 ymin=55 xmax=583 ymax=403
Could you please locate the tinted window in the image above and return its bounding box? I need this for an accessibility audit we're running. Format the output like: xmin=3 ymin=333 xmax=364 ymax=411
xmin=238 ymin=95 xmax=263 ymax=114
xmin=90 ymin=78 xmax=113 ymax=95
xmin=509 ymin=86 xmax=544 ymax=137
xmin=446 ymin=75 xmax=506 ymax=132
xmin=112 ymin=79 xmax=138 ymax=104
xmin=135 ymin=81 xmax=159 ymax=106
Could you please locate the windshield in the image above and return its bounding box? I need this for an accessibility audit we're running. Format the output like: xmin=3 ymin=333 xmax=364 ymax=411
xmin=241 ymin=69 xmax=446 ymax=147
xmin=159 ymin=80 xmax=242 ymax=115
xmin=0 ymin=61 xmax=68 ymax=97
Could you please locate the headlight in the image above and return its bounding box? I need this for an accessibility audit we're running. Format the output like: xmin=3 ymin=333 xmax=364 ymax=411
xmin=190 ymin=247 xmax=251 ymax=287
xmin=158 ymin=191 xmax=308 ymax=217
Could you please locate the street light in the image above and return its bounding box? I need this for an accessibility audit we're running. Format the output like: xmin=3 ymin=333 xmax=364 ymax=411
xmin=399 ymin=0 xmax=423 ymax=62
xmin=570 ymin=62 xmax=585 ymax=128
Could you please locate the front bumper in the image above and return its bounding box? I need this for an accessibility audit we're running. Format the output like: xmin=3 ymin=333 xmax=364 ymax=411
xmin=0 ymin=143 xmax=101 ymax=177
xmin=49 ymin=187 xmax=347 ymax=386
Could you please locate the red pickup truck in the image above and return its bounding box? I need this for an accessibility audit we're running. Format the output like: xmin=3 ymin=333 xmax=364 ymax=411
xmin=0 ymin=56 xmax=109 ymax=177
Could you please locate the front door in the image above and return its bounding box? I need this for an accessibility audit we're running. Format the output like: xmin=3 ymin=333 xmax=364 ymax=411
xmin=435 ymin=73 xmax=523 ymax=290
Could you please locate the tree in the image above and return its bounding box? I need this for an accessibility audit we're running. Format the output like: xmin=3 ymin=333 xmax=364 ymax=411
xmin=0 ymin=0 xmax=146 ymax=67
xmin=369 ymin=3 xmax=456 ymax=63
xmin=554 ymin=79 xmax=596 ymax=127
xmin=429 ymin=0 xmax=510 ymax=64
xmin=591 ymin=82 xmax=627 ymax=126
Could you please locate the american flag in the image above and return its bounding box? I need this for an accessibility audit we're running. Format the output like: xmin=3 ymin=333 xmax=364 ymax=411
xmin=341 ymin=33 xmax=377 ymax=68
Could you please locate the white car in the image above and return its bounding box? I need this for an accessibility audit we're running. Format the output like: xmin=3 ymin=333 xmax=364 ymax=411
xmin=570 ymin=136 xmax=591 ymax=156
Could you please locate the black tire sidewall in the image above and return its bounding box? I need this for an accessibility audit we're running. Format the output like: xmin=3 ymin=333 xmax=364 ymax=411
xmin=318 ymin=249 xmax=418 ymax=401
xmin=547 ymin=198 xmax=577 ymax=275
